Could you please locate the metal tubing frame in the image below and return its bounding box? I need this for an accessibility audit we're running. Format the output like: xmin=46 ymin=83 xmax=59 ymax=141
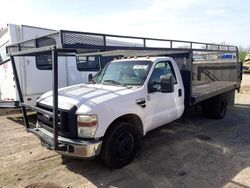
xmin=10 ymin=55 xmax=29 ymax=128
xmin=60 ymin=29 xmax=238 ymax=49
xmin=236 ymin=49 xmax=242 ymax=91
xmin=189 ymin=50 xmax=193 ymax=106
xmin=6 ymin=30 xmax=238 ymax=57
xmin=52 ymin=49 xmax=59 ymax=150
xmin=10 ymin=49 xmax=60 ymax=150
xmin=21 ymin=103 xmax=53 ymax=117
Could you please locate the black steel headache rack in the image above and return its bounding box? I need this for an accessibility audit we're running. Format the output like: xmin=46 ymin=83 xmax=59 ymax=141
xmin=6 ymin=29 xmax=239 ymax=150
xmin=6 ymin=30 xmax=238 ymax=56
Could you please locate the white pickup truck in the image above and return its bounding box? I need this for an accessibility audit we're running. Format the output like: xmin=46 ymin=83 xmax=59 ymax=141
xmin=35 ymin=56 xmax=235 ymax=168
xmin=6 ymin=30 xmax=241 ymax=168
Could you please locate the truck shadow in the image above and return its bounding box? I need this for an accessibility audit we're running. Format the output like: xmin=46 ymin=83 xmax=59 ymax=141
xmin=6 ymin=112 xmax=37 ymax=127
xmin=63 ymin=103 xmax=250 ymax=188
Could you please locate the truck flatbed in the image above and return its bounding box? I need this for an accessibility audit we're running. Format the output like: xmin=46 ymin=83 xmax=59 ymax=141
xmin=192 ymin=81 xmax=236 ymax=104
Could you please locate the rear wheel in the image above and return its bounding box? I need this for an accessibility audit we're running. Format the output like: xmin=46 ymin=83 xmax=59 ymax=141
xmin=101 ymin=122 xmax=139 ymax=169
xmin=202 ymin=95 xmax=227 ymax=119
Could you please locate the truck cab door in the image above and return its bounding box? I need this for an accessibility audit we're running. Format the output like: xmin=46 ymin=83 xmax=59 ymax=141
xmin=145 ymin=60 xmax=184 ymax=131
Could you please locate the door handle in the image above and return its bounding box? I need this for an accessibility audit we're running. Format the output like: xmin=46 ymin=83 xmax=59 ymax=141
xmin=178 ymin=89 xmax=182 ymax=97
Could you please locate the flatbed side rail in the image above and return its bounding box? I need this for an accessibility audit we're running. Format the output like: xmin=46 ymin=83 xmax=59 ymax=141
xmin=191 ymin=81 xmax=237 ymax=104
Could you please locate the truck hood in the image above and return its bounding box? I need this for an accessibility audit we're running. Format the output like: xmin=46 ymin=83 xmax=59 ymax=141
xmin=37 ymin=83 xmax=141 ymax=113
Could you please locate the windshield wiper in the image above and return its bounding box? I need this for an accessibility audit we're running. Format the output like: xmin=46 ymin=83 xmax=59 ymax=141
xmin=103 ymin=80 xmax=128 ymax=87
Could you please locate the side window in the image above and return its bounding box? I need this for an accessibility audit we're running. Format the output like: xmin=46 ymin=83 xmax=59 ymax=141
xmin=76 ymin=56 xmax=100 ymax=71
xmin=148 ymin=61 xmax=177 ymax=92
xmin=150 ymin=61 xmax=177 ymax=83
xmin=76 ymin=55 xmax=122 ymax=72
xmin=36 ymin=54 xmax=52 ymax=70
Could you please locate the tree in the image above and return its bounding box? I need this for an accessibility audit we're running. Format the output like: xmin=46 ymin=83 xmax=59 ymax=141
xmin=239 ymin=46 xmax=250 ymax=62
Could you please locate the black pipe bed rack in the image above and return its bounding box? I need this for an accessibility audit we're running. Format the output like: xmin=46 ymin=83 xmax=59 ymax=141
xmin=6 ymin=30 xmax=238 ymax=56
xmin=6 ymin=29 xmax=239 ymax=150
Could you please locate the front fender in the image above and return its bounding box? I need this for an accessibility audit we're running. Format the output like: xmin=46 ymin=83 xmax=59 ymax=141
xmin=93 ymin=102 xmax=146 ymax=138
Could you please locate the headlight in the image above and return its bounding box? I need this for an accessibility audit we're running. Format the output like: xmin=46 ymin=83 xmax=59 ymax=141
xmin=77 ymin=115 xmax=98 ymax=138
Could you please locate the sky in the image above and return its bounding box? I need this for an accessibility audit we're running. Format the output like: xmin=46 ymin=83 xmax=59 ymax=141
xmin=0 ymin=0 xmax=250 ymax=48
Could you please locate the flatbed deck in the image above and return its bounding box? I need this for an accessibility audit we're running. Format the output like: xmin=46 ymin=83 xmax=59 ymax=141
xmin=191 ymin=81 xmax=236 ymax=104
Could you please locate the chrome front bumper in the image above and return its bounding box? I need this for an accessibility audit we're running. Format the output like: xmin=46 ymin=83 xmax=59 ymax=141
xmin=28 ymin=127 xmax=102 ymax=158
xmin=0 ymin=100 xmax=19 ymax=108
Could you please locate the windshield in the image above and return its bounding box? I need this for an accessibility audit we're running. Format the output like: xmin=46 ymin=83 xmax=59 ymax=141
xmin=93 ymin=60 xmax=152 ymax=86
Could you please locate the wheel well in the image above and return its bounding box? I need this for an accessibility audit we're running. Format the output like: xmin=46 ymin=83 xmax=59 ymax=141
xmin=105 ymin=114 xmax=144 ymax=138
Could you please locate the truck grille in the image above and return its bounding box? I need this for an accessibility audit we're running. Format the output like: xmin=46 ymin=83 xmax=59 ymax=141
xmin=37 ymin=103 xmax=77 ymax=138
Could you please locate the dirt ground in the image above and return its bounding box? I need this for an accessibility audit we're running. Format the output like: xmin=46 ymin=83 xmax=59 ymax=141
xmin=0 ymin=74 xmax=250 ymax=188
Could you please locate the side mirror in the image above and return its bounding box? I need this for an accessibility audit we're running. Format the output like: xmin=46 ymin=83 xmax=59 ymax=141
xmin=147 ymin=81 xmax=157 ymax=93
xmin=160 ymin=74 xmax=175 ymax=93
xmin=88 ymin=73 xmax=93 ymax=82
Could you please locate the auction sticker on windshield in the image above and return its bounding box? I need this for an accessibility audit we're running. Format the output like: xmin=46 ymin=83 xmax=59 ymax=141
xmin=133 ymin=65 xmax=149 ymax=69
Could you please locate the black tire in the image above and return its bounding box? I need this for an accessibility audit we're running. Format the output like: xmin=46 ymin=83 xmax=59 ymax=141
xmin=202 ymin=95 xmax=227 ymax=119
xmin=101 ymin=122 xmax=139 ymax=169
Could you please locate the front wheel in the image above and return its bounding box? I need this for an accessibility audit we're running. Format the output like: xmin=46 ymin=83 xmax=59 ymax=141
xmin=101 ymin=122 xmax=139 ymax=169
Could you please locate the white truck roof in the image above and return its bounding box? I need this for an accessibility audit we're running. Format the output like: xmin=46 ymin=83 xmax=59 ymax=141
xmin=112 ymin=56 xmax=173 ymax=62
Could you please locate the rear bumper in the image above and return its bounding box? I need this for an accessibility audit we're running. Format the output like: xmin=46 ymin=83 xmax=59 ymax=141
xmin=28 ymin=127 xmax=102 ymax=158
xmin=0 ymin=101 xmax=19 ymax=108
